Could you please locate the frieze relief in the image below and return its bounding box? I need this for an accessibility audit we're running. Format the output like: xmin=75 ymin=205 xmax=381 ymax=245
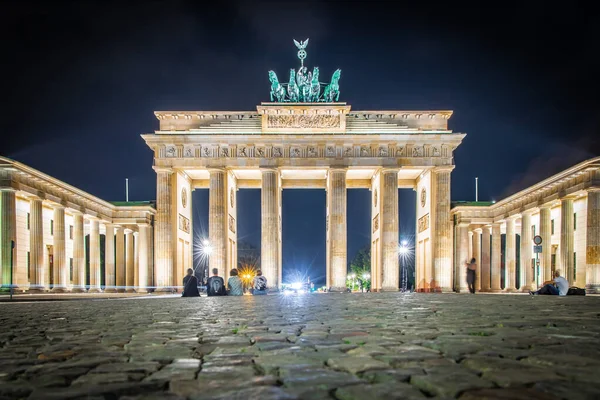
xmin=418 ymin=213 xmax=430 ymax=233
xmin=373 ymin=213 xmax=379 ymax=233
xmin=228 ymin=214 xmax=236 ymax=233
xmin=159 ymin=143 xmax=452 ymax=159
xmin=179 ymin=214 xmax=190 ymax=233
xmin=267 ymin=114 xmax=341 ymax=129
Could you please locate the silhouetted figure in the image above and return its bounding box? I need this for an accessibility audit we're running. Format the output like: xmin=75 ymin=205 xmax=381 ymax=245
xmin=465 ymin=258 xmax=477 ymax=294
xmin=182 ymin=268 xmax=200 ymax=297
xmin=251 ymin=270 xmax=267 ymax=295
xmin=228 ymin=269 xmax=244 ymax=296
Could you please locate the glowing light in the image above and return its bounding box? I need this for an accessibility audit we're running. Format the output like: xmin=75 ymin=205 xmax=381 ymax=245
xmin=398 ymin=245 xmax=408 ymax=255
xmin=202 ymin=239 xmax=210 ymax=246
xmin=290 ymin=282 xmax=302 ymax=290
xmin=401 ymin=240 xmax=408 ymax=246
xmin=363 ymin=273 xmax=370 ymax=280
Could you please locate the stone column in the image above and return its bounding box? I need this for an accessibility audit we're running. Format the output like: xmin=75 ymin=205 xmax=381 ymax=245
xmin=154 ymin=167 xmax=173 ymax=290
xmin=473 ymin=228 xmax=482 ymax=290
xmin=0 ymin=189 xmax=16 ymax=289
xmin=88 ymin=219 xmax=101 ymax=292
xmin=539 ymin=205 xmax=552 ymax=285
xmin=504 ymin=217 xmax=517 ymax=292
xmin=134 ymin=231 xmax=139 ymax=289
xmin=209 ymin=169 xmax=227 ymax=279
xmin=138 ymin=224 xmax=150 ymax=293
xmin=520 ymin=211 xmax=533 ymax=291
xmin=327 ymin=168 xmax=347 ymax=291
xmin=51 ymin=205 xmax=67 ymax=292
xmin=381 ymin=169 xmax=399 ymax=291
xmin=147 ymin=224 xmax=154 ymax=290
xmin=433 ymin=167 xmax=453 ymax=291
xmin=115 ymin=226 xmax=125 ymax=292
xmin=481 ymin=225 xmax=491 ymax=291
xmin=104 ymin=224 xmax=116 ymax=292
xmin=28 ymin=197 xmax=45 ymax=292
xmin=125 ymin=229 xmax=134 ymax=292
xmin=491 ymin=222 xmax=502 ymax=292
xmin=261 ymin=169 xmax=280 ymax=289
xmin=456 ymin=222 xmax=469 ymax=292
xmin=71 ymin=212 xmax=85 ymax=292
xmin=560 ymin=198 xmax=575 ymax=282
xmin=586 ymin=189 xmax=600 ymax=293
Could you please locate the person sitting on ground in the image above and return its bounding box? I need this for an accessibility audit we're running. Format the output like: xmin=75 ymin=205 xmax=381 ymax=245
xmin=530 ymin=269 xmax=569 ymax=296
xmin=182 ymin=268 xmax=200 ymax=297
xmin=206 ymin=268 xmax=227 ymax=296
xmin=251 ymin=270 xmax=268 ymax=295
xmin=465 ymin=258 xmax=477 ymax=294
xmin=227 ymin=268 xmax=244 ymax=296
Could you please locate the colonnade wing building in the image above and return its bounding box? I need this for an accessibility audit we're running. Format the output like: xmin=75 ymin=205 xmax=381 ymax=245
xmin=1 ymin=106 xmax=599 ymax=293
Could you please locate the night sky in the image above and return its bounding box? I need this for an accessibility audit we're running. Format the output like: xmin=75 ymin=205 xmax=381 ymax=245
xmin=4 ymin=1 xmax=598 ymax=284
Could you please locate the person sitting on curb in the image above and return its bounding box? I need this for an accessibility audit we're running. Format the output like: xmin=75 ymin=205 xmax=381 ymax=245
xmin=206 ymin=268 xmax=227 ymax=296
xmin=529 ymin=269 xmax=569 ymax=296
xmin=251 ymin=270 xmax=268 ymax=295
xmin=227 ymin=269 xmax=244 ymax=296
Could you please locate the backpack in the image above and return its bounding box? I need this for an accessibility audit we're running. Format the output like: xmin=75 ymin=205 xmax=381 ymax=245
xmin=566 ymin=287 xmax=586 ymax=296
xmin=210 ymin=277 xmax=225 ymax=295
xmin=254 ymin=276 xmax=267 ymax=291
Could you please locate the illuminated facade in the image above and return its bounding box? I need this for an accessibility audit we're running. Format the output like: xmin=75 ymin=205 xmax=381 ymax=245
xmin=143 ymin=103 xmax=464 ymax=292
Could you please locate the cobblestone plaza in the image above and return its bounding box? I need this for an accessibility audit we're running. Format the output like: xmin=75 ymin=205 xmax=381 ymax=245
xmin=1 ymin=293 xmax=599 ymax=399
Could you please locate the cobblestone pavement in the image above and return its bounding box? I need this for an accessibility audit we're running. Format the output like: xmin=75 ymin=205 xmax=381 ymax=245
xmin=1 ymin=293 xmax=600 ymax=400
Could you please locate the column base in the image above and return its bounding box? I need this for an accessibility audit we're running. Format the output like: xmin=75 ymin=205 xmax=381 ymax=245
xmin=154 ymin=287 xmax=173 ymax=293
xmin=51 ymin=287 xmax=67 ymax=293
xmin=504 ymin=288 xmax=517 ymax=293
xmin=88 ymin=288 xmax=103 ymax=293
xmin=489 ymin=289 xmax=503 ymax=293
xmin=104 ymin=288 xmax=117 ymax=293
xmin=71 ymin=287 xmax=87 ymax=293
xmin=27 ymin=287 xmax=47 ymax=294
xmin=125 ymin=288 xmax=136 ymax=293
xmin=136 ymin=288 xmax=148 ymax=294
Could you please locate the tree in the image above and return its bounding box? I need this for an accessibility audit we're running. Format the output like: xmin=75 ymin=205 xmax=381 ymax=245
xmin=348 ymin=246 xmax=371 ymax=291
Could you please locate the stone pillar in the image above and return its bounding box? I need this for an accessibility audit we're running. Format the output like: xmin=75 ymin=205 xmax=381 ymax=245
xmin=209 ymin=169 xmax=227 ymax=279
xmin=0 ymin=189 xmax=16 ymax=289
xmin=154 ymin=167 xmax=173 ymax=290
xmin=491 ymin=222 xmax=502 ymax=292
xmin=261 ymin=169 xmax=280 ymax=289
xmin=125 ymin=229 xmax=134 ymax=292
xmin=28 ymin=197 xmax=45 ymax=292
xmin=51 ymin=205 xmax=67 ymax=292
xmin=520 ymin=211 xmax=533 ymax=291
xmin=560 ymin=198 xmax=575 ymax=282
xmin=71 ymin=212 xmax=85 ymax=292
xmin=473 ymin=228 xmax=482 ymax=290
xmin=147 ymin=224 xmax=154 ymax=290
xmin=138 ymin=224 xmax=150 ymax=293
xmin=504 ymin=217 xmax=517 ymax=292
xmin=115 ymin=226 xmax=125 ymax=292
xmin=134 ymin=231 xmax=139 ymax=289
xmin=456 ymin=222 xmax=469 ymax=292
xmin=433 ymin=167 xmax=453 ymax=291
xmin=327 ymin=168 xmax=348 ymax=291
xmin=88 ymin=219 xmax=101 ymax=293
xmin=381 ymin=169 xmax=399 ymax=291
xmin=539 ymin=205 xmax=552 ymax=285
xmin=586 ymin=189 xmax=600 ymax=293
xmin=481 ymin=225 xmax=491 ymax=291
xmin=104 ymin=224 xmax=116 ymax=292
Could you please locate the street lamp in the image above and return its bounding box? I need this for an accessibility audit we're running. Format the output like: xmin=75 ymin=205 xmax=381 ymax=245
xmin=398 ymin=240 xmax=413 ymax=291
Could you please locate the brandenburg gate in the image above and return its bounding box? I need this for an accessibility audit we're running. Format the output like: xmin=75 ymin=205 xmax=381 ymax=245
xmin=142 ymin=39 xmax=465 ymax=291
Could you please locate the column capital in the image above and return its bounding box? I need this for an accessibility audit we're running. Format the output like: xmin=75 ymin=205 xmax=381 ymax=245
xmin=124 ymin=228 xmax=134 ymax=234
xmin=520 ymin=208 xmax=536 ymax=216
xmin=587 ymin=187 xmax=600 ymax=193
xmin=328 ymin=167 xmax=348 ymax=173
xmin=0 ymin=187 xmax=17 ymax=193
xmin=539 ymin=203 xmax=553 ymax=210
xmin=207 ymin=167 xmax=226 ymax=174
xmin=137 ymin=222 xmax=151 ymax=227
xmin=505 ymin=214 xmax=519 ymax=222
xmin=153 ymin=166 xmax=174 ymax=174
xmin=259 ymin=167 xmax=279 ymax=173
xmin=473 ymin=227 xmax=483 ymax=234
xmin=457 ymin=221 xmax=471 ymax=228
xmin=379 ymin=167 xmax=399 ymax=174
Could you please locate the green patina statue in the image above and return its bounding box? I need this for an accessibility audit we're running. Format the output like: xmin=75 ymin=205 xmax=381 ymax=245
xmin=323 ymin=69 xmax=341 ymax=102
xmin=268 ymin=70 xmax=285 ymax=102
xmin=267 ymin=39 xmax=341 ymax=102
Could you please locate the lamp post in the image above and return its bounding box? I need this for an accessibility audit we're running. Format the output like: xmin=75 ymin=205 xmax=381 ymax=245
xmin=398 ymin=240 xmax=410 ymax=292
